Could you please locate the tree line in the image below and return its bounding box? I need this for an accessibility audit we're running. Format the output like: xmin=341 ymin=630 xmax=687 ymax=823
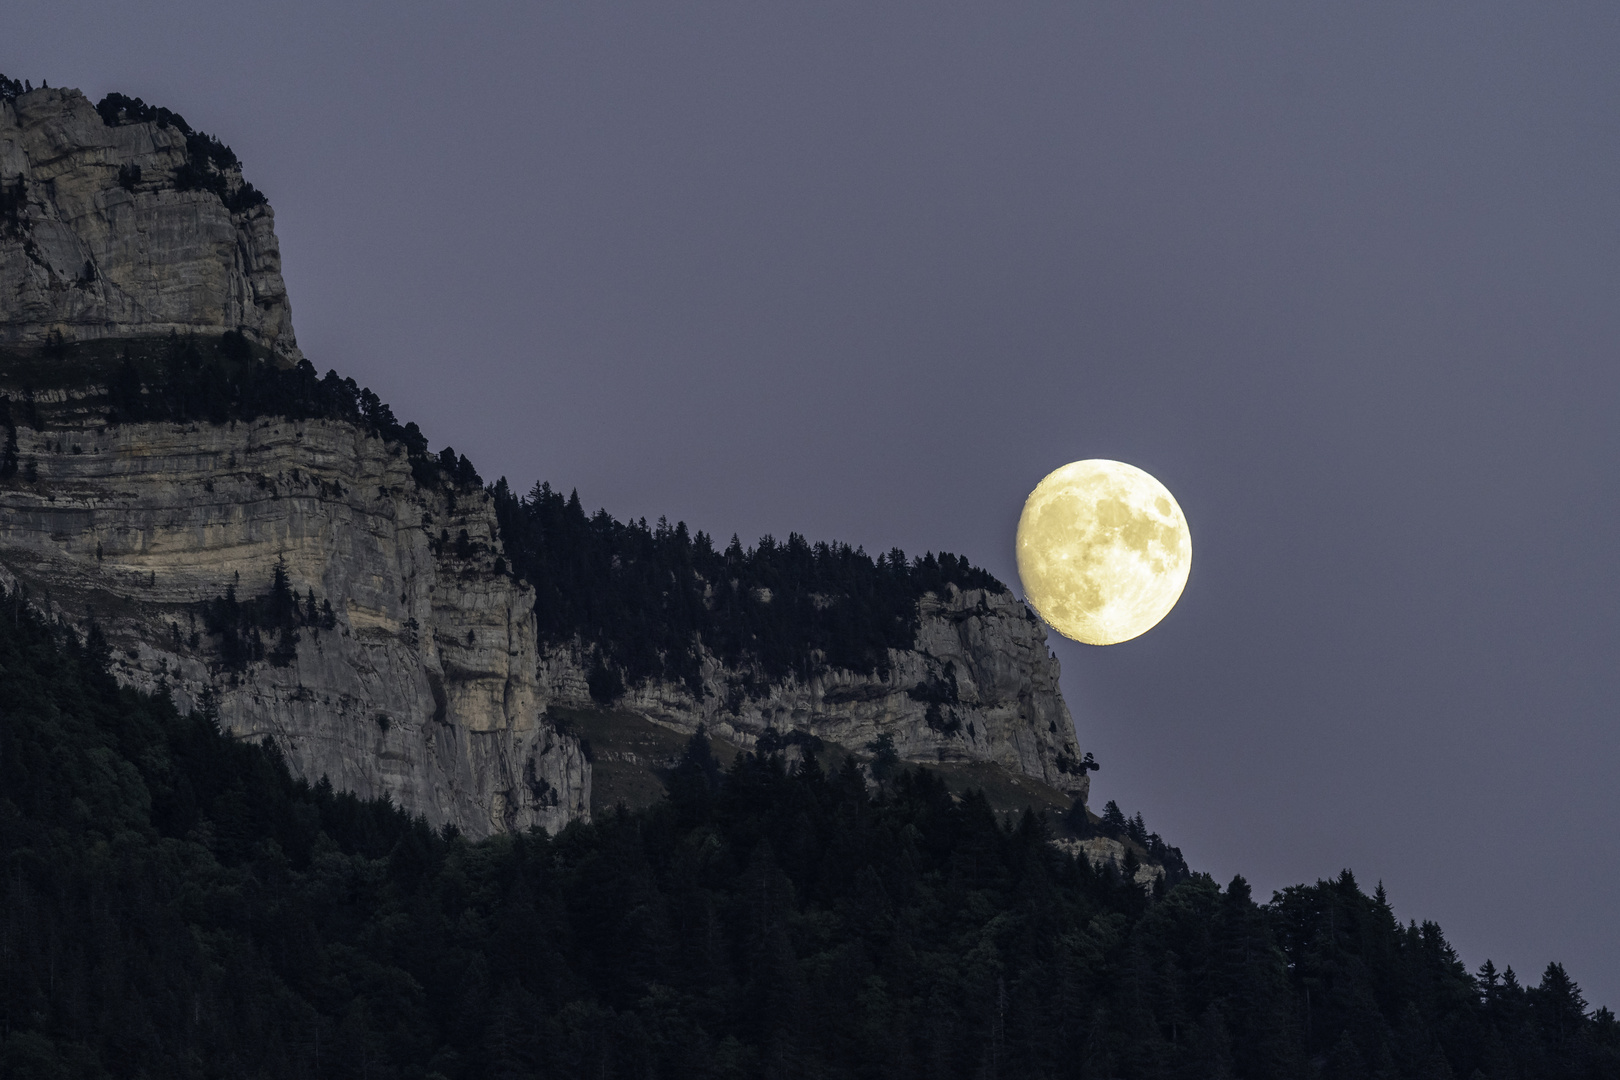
xmin=491 ymin=479 xmax=1004 ymax=702
xmin=0 ymin=586 xmax=1612 ymax=1079
xmin=102 ymin=332 xmax=482 ymax=493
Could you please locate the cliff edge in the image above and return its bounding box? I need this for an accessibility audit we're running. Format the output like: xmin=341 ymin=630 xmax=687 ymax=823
xmin=536 ymin=584 xmax=1090 ymax=804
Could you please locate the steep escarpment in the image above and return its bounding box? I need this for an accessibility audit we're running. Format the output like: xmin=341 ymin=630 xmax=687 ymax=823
xmin=0 ymin=78 xmax=1091 ymax=838
xmin=0 ymin=84 xmax=299 ymax=360
xmin=0 ymin=412 xmax=586 ymax=837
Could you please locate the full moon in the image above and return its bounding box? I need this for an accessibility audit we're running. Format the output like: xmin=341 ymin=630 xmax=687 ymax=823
xmin=1015 ymin=460 xmax=1191 ymax=645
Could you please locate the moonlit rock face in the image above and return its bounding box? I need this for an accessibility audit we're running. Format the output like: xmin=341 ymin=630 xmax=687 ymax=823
xmin=1015 ymin=460 xmax=1191 ymax=645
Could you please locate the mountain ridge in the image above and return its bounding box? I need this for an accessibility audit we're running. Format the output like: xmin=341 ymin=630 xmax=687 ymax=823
xmin=0 ymin=78 xmax=1090 ymax=838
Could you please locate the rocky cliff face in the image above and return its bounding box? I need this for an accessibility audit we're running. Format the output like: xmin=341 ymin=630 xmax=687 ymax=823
xmin=537 ymin=586 xmax=1091 ymax=802
xmin=0 ymin=410 xmax=587 ymax=837
xmin=0 ymin=87 xmax=299 ymax=361
xmin=0 ymin=80 xmax=1091 ymax=836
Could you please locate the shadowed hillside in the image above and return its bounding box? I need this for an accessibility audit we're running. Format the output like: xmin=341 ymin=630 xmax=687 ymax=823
xmin=1 ymin=586 xmax=1613 ymax=1080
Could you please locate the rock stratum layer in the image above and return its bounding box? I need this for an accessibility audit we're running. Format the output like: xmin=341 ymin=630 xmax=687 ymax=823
xmin=0 ymin=410 xmax=587 ymax=837
xmin=0 ymin=87 xmax=299 ymax=360
xmin=0 ymin=82 xmax=1091 ymax=835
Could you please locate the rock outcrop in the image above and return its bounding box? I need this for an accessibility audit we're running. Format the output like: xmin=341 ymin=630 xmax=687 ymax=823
xmin=0 ymin=411 xmax=586 ymax=837
xmin=1051 ymin=837 xmax=1166 ymax=890
xmin=0 ymin=87 xmax=300 ymax=361
xmin=537 ymin=586 xmax=1091 ymax=802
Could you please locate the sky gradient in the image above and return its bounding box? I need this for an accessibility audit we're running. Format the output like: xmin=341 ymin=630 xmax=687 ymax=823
xmin=10 ymin=1 xmax=1619 ymax=1005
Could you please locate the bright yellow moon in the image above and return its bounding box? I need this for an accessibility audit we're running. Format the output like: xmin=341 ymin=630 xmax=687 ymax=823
xmin=1015 ymin=460 xmax=1191 ymax=645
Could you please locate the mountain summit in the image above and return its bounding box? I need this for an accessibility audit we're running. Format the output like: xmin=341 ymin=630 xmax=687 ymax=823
xmin=0 ymin=84 xmax=300 ymax=362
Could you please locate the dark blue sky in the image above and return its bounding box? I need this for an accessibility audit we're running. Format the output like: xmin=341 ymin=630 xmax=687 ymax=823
xmin=12 ymin=1 xmax=1619 ymax=1005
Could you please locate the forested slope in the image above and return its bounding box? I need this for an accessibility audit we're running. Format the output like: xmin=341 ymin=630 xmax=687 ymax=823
xmin=0 ymin=587 xmax=1614 ymax=1079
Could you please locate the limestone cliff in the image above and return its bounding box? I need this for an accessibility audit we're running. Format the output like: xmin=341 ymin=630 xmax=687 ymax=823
xmin=0 ymin=87 xmax=299 ymax=361
xmin=536 ymin=585 xmax=1091 ymax=802
xmin=0 ymin=412 xmax=586 ymax=837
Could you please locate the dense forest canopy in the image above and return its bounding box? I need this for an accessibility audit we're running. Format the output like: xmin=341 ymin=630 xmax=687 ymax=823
xmin=0 ymin=589 xmax=1613 ymax=1079
xmin=491 ymin=479 xmax=1003 ymax=700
